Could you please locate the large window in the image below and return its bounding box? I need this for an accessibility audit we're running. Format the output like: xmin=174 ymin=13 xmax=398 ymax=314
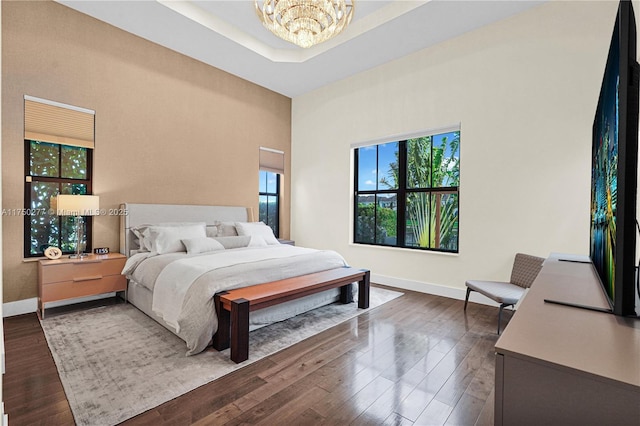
xmin=354 ymin=129 xmax=460 ymax=252
xmin=259 ymin=147 xmax=284 ymax=238
xmin=23 ymin=96 xmax=95 ymax=258
xmin=25 ymin=141 xmax=93 ymax=257
xmin=259 ymin=170 xmax=279 ymax=237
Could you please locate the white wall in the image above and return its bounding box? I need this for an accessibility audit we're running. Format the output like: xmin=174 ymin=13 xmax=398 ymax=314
xmin=291 ymin=1 xmax=618 ymax=297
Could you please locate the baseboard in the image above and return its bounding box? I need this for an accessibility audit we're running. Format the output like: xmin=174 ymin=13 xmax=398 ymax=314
xmin=2 ymin=298 xmax=36 ymax=317
xmin=371 ymin=273 xmax=501 ymax=308
xmin=3 ymin=276 xmax=502 ymax=317
xmin=3 ymin=293 xmax=116 ymax=318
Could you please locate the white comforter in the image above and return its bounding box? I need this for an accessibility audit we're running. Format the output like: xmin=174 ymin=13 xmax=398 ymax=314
xmin=123 ymin=245 xmax=348 ymax=355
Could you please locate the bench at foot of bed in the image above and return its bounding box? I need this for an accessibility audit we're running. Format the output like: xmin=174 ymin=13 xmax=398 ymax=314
xmin=212 ymin=266 xmax=370 ymax=363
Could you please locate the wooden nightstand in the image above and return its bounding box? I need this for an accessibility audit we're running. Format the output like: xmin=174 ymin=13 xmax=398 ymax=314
xmin=38 ymin=253 xmax=127 ymax=318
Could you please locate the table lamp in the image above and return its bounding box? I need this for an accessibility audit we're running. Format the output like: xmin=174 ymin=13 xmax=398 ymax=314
xmin=55 ymin=194 xmax=99 ymax=258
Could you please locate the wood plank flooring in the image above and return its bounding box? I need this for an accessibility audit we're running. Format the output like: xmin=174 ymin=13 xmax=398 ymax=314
xmin=3 ymin=286 xmax=506 ymax=425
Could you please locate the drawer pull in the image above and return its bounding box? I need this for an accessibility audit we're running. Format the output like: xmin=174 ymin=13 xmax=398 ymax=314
xmin=73 ymin=259 xmax=102 ymax=264
xmin=73 ymin=276 xmax=103 ymax=282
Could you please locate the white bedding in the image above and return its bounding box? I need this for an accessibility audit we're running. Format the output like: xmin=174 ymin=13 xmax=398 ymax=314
xmin=122 ymin=245 xmax=349 ymax=355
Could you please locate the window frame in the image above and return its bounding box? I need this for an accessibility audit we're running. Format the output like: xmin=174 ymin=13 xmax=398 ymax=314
xmin=259 ymin=170 xmax=280 ymax=238
xmin=353 ymin=130 xmax=460 ymax=253
xmin=24 ymin=140 xmax=94 ymax=258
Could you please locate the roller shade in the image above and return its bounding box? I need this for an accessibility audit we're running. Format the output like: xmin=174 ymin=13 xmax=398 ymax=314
xmin=350 ymin=123 xmax=461 ymax=149
xmin=259 ymin=147 xmax=285 ymax=174
xmin=24 ymin=96 xmax=95 ymax=149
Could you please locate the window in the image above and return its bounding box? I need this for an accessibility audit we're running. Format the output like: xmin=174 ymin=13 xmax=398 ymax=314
xmin=23 ymin=96 xmax=95 ymax=257
xmin=25 ymin=141 xmax=93 ymax=257
xmin=258 ymin=147 xmax=284 ymax=238
xmin=354 ymin=129 xmax=460 ymax=252
xmin=259 ymin=170 xmax=279 ymax=237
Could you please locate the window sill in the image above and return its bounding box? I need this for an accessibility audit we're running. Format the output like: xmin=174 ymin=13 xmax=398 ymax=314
xmin=23 ymin=257 xmax=46 ymax=263
xmin=348 ymin=242 xmax=459 ymax=256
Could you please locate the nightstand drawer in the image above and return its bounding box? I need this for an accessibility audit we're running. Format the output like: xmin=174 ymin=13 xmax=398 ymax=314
xmin=40 ymin=258 xmax=124 ymax=284
xmin=41 ymin=274 xmax=127 ymax=303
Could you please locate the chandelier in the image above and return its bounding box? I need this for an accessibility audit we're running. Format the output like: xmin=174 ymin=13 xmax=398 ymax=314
xmin=254 ymin=0 xmax=355 ymax=49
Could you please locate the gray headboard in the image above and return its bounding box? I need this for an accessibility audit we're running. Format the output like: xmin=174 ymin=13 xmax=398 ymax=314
xmin=119 ymin=203 xmax=253 ymax=256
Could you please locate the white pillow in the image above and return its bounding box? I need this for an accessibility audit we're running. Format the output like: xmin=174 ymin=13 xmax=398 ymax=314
xmin=248 ymin=235 xmax=268 ymax=247
xmin=212 ymin=236 xmax=252 ymax=249
xmin=234 ymin=222 xmax=279 ymax=245
xmin=143 ymin=223 xmax=206 ymax=255
xmin=205 ymin=225 xmax=218 ymax=238
xmin=132 ymin=222 xmax=205 ymax=252
xmin=182 ymin=237 xmax=225 ymax=255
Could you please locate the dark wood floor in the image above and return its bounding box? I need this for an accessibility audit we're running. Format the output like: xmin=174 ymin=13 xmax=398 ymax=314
xmin=3 ymin=286 xmax=505 ymax=425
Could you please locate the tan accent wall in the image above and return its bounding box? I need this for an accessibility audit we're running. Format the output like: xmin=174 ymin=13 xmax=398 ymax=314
xmin=2 ymin=1 xmax=291 ymax=303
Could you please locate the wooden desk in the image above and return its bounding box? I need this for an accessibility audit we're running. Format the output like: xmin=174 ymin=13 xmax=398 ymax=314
xmin=494 ymin=254 xmax=640 ymax=425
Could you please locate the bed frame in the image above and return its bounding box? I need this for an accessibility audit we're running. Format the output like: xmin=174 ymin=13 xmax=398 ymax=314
xmin=118 ymin=202 xmax=346 ymax=353
xmin=119 ymin=203 xmax=253 ymax=256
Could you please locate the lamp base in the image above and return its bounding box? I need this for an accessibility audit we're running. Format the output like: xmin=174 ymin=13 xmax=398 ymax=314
xmin=68 ymin=253 xmax=89 ymax=259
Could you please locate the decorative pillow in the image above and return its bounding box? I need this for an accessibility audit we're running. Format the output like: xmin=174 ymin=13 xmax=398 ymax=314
xmin=131 ymin=226 xmax=151 ymax=252
xmin=132 ymin=222 xmax=206 ymax=252
xmin=143 ymin=223 xmax=206 ymax=255
xmin=234 ymin=222 xmax=279 ymax=245
xmin=205 ymin=225 xmax=219 ymax=238
xmin=212 ymin=236 xmax=252 ymax=249
xmin=182 ymin=237 xmax=225 ymax=255
xmin=214 ymin=221 xmax=238 ymax=237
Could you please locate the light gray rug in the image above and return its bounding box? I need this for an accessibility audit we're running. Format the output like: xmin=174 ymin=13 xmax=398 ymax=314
xmin=40 ymin=286 xmax=403 ymax=426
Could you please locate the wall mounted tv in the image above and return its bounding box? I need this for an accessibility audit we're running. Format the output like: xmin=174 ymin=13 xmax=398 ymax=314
xmin=590 ymin=0 xmax=639 ymax=317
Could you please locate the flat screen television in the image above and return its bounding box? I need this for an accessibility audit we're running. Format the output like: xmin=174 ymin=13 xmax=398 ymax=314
xmin=590 ymin=0 xmax=639 ymax=317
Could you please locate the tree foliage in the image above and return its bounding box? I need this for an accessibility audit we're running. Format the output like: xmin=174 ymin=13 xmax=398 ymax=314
xmin=355 ymin=202 xmax=397 ymax=244
xmin=28 ymin=141 xmax=89 ymax=255
xmin=377 ymin=132 xmax=460 ymax=250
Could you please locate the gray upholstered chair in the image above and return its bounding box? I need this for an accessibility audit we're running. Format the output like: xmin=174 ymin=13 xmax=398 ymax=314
xmin=464 ymin=253 xmax=544 ymax=334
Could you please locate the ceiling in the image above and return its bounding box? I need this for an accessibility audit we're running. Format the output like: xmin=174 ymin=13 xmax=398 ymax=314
xmin=55 ymin=0 xmax=545 ymax=98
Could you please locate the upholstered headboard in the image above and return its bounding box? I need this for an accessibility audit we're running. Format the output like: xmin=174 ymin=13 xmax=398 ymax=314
xmin=119 ymin=203 xmax=253 ymax=256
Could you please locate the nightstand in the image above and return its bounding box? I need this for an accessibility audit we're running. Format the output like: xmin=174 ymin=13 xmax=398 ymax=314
xmin=38 ymin=253 xmax=127 ymax=319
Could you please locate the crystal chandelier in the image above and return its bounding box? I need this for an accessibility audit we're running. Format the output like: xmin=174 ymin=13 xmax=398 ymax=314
xmin=255 ymin=0 xmax=355 ymax=49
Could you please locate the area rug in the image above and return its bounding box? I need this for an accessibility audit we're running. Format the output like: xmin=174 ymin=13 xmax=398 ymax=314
xmin=40 ymin=286 xmax=402 ymax=426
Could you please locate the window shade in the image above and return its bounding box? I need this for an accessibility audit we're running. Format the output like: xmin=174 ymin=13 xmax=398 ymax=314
xmin=259 ymin=147 xmax=285 ymax=174
xmin=24 ymin=96 xmax=95 ymax=149
xmin=350 ymin=123 xmax=461 ymax=149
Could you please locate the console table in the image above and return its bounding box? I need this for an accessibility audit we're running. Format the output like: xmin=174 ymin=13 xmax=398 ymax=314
xmin=494 ymin=253 xmax=640 ymax=425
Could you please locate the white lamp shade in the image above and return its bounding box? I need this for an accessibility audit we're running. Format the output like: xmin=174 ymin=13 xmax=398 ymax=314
xmin=55 ymin=195 xmax=100 ymax=216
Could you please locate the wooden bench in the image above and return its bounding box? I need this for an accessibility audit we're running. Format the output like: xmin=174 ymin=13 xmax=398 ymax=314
xmin=212 ymin=267 xmax=370 ymax=363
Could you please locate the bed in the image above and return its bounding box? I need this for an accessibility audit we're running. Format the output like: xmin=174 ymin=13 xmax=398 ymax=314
xmin=119 ymin=203 xmax=353 ymax=355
